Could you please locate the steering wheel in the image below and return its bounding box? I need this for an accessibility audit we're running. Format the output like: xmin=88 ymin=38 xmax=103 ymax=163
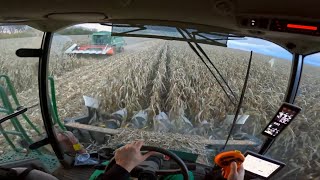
xmin=105 ymin=146 xmax=189 ymax=180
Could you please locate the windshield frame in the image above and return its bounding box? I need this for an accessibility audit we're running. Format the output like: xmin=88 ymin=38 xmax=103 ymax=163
xmin=38 ymin=32 xmax=65 ymax=161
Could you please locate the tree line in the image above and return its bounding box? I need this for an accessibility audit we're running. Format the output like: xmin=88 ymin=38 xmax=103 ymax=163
xmin=0 ymin=25 xmax=98 ymax=38
xmin=57 ymin=27 xmax=98 ymax=35
xmin=0 ymin=25 xmax=97 ymax=34
xmin=0 ymin=25 xmax=29 ymax=34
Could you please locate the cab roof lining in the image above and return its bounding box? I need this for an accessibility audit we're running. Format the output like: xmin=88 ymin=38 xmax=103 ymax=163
xmin=1 ymin=0 xmax=320 ymax=55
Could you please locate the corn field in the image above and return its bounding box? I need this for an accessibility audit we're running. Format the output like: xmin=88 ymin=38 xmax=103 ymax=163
xmin=0 ymin=36 xmax=319 ymax=179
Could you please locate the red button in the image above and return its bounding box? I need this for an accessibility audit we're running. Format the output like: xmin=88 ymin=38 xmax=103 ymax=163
xmin=164 ymin=155 xmax=170 ymax=161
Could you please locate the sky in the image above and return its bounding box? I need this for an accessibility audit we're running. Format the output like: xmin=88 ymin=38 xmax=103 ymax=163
xmin=304 ymin=53 xmax=320 ymax=66
xmin=78 ymin=23 xmax=111 ymax=31
xmin=79 ymin=23 xmax=320 ymax=66
xmin=227 ymin=37 xmax=320 ymax=66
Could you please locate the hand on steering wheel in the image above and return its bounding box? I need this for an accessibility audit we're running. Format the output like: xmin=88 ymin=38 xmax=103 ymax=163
xmin=105 ymin=141 xmax=189 ymax=180
xmin=114 ymin=141 xmax=155 ymax=172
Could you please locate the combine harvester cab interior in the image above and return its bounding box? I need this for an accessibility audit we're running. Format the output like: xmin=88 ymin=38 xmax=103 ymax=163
xmin=0 ymin=0 xmax=320 ymax=180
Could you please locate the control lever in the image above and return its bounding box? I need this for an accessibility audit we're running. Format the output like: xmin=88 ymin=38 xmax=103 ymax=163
xmin=0 ymin=106 xmax=27 ymax=124
xmin=0 ymin=103 xmax=38 ymax=124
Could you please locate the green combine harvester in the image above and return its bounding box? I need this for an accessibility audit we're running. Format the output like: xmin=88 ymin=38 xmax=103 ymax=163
xmin=65 ymin=31 xmax=125 ymax=56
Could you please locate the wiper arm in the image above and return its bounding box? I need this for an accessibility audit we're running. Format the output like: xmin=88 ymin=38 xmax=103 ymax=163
xmin=177 ymin=28 xmax=237 ymax=105
xmin=222 ymin=51 xmax=253 ymax=151
xmin=182 ymin=29 xmax=238 ymax=101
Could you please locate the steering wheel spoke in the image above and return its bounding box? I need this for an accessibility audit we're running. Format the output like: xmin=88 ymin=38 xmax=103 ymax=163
xmin=155 ymin=169 xmax=182 ymax=176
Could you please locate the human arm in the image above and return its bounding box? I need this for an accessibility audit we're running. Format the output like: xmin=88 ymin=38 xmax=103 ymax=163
xmin=98 ymin=141 xmax=154 ymax=180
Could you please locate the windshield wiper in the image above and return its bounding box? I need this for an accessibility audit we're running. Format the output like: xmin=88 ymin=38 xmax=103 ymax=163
xmin=177 ymin=28 xmax=238 ymax=105
xmin=183 ymin=29 xmax=238 ymax=100
xmin=222 ymin=51 xmax=253 ymax=151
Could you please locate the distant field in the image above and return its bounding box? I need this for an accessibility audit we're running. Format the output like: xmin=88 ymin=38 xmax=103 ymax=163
xmin=0 ymin=36 xmax=319 ymax=179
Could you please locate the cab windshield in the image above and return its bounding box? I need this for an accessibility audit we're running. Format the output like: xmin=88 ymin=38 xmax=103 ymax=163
xmin=49 ymin=23 xmax=291 ymax=163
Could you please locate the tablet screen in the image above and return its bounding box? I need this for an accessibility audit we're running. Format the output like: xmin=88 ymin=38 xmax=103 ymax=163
xmin=243 ymin=154 xmax=281 ymax=178
xmin=262 ymin=103 xmax=301 ymax=138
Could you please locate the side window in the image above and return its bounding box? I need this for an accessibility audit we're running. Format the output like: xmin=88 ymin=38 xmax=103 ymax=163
xmin=267 ymin=53 xmax=320 ymax=179
xmin=0 ymin=26 xmax=51 ymax=162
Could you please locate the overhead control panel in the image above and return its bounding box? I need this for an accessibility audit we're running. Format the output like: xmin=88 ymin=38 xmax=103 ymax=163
xmin=270 ymin=19 xmax=320 ymax=36
xmin=239 ymin=17 xmax=320 ymax=36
